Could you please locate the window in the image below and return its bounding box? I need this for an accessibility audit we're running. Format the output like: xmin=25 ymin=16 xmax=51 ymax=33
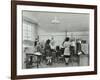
xmin=23 ymin=22 xmax=34 ymax=41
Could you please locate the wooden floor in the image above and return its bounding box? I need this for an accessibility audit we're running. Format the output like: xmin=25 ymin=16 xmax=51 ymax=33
xmin=28 ymin=54 xmax=89 ymax=69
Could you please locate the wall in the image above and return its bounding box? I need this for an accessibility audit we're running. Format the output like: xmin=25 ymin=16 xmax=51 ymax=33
xmin=38 ymin=27 xmax=89 ymax=46
xmin=23 ymin=17 xmax=89 ymax=47
xmin=0 ymin=0 xmax=99 ymax=80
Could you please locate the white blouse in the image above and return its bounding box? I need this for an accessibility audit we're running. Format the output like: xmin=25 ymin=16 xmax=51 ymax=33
xmin=63 ymin=41 xmax=71 ymax=55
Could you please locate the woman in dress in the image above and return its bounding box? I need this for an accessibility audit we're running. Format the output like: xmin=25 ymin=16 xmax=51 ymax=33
xmin=63 ymin=37 xmax=71 ymax=65
xmin=45 ymin=39 xmax=52 ymax=65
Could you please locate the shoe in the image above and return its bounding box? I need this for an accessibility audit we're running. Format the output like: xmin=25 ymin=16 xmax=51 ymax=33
xmin=65 ymin=63 xmax=68 ymax=65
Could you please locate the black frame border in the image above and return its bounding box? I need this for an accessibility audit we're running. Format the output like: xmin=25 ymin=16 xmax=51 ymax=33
xmin=11 ymin=1 xmax=97 ymax=80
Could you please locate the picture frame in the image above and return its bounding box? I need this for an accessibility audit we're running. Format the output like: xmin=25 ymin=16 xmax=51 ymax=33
xmin=11 ymin=0 xmax=97 ymax=80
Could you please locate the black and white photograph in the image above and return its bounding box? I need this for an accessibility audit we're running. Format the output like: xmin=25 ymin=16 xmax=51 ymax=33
xmin=11 ymin=1 xmax=97 ymax=80
xmin=22 ymin=10 xmax=90 ymax=69
xmin=11 ymin=1 xmax=97 ymax=79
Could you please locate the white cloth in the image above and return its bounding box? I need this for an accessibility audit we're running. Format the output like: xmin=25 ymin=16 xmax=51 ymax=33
xmin=33 ymin=52 xmax=42 ymax=56
xmin=65 ymin=58 xmax=69 ymax=63
xmin=81 ymin=44 xmax=88 ymax=54
xmin=71 ymin=41 xmax=76 ymax=47
xmin=50 ymin=44 xmax=55 ymax=49
xmin=50 ymin=39 xmax=55 ymax=49
xmin=63 ymin=41 xmax=70 ymax=55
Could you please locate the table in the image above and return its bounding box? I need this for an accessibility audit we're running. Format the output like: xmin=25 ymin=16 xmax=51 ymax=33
xmin=33 ymin=52 xmax=42 ymax=68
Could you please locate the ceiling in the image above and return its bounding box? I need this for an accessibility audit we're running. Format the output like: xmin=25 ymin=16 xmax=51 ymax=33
xmin=23 ymin=11 xmax=89 ymax=32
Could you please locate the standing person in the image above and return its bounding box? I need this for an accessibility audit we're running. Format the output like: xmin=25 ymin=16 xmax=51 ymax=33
xmin=50 ymin=37 xmax=55 ymax=46
xmin=63 ymin=37 xmax=71 ymax=65
xmin=76 ymin=39 xmax=82 ymax=55
xmin=45 ymin=39 xmax=52 ymax=65
xmin=34 ymin=35 xmax=39 ymax=48
xmin=76 ymin=39 xmax=82 ymax=66
xmin=50 ymin=37 xmax=55 ymax=51
xmin=70 ymin=39 xmax=76 ymax=66
xmin=70 ymin=39 xmax=76 ymax=55
xmin=50 ymin=37 xmax=56 ymax=63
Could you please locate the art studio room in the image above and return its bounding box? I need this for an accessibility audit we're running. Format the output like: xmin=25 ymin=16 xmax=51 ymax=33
xmin=22 ymin=11 xmax=89 ymax=69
